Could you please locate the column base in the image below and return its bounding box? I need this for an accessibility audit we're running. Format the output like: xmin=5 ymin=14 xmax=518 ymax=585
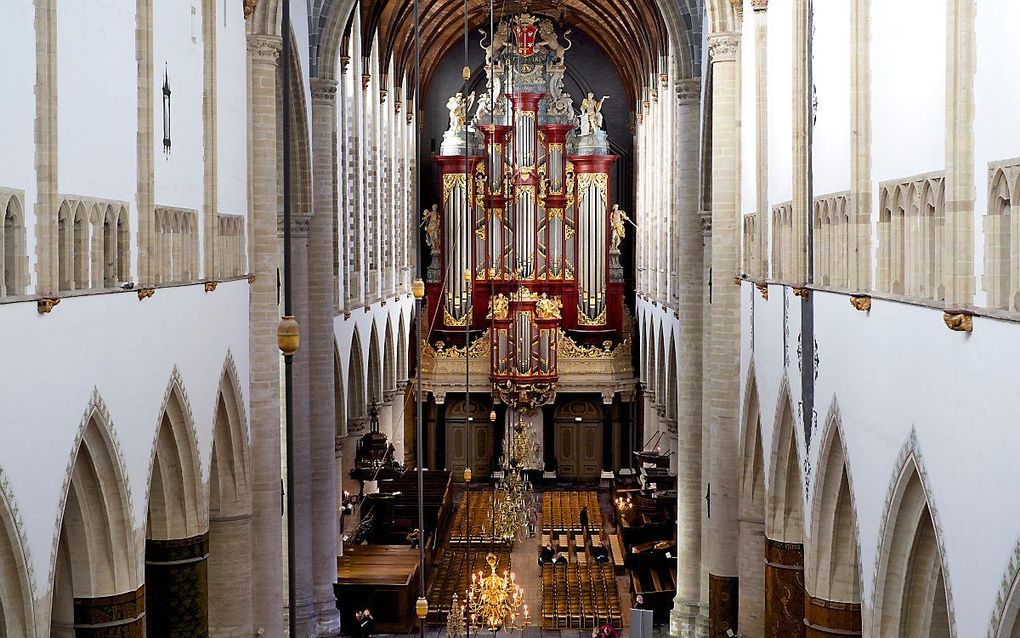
xmin=314 ymin=607 xmax=342 ymax=637
xmin=669 ymin=599 xmax=707 ymax=638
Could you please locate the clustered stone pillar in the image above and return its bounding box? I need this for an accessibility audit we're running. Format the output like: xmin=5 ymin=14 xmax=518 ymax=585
xmin=704 ymin=30 xmax=742 ymax=638
xmin=245 ymin=32 xmax=285 ymax=637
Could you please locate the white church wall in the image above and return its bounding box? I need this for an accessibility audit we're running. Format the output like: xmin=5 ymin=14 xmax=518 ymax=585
xmin=811 ymin=0 xmax=851 ymax=198
xmin=0 ymin=280 xmax=250 ymax=594
xmin=57 ymin=1 xmax=137 ymax=204
xmin=741 ymin=284 xmax=1020 ymax=633
xmin=216 ymin=0 xmax=249 ymax=218
xmin=973 ymin=0 xmax=1020 ymax=308
xmin=740 ymin=2 xmax=757 ymax=215
xmin=870 ymin=0 xmax=946 ymax=185
xmin=766 ymin=0 xmax=793 ymax=210
xmin=0 ymin=0 xmax=37 ymax=294
xmin=153 ymin=0 xmax=204 ymax=214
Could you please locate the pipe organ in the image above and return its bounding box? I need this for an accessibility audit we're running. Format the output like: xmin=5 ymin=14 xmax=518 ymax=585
xmin=425 ymin=13 xmax=625 ymax=409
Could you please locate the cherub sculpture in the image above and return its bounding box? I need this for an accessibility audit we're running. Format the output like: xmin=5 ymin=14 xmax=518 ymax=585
xmin=446 ymin=92 xmax=475 ymax=132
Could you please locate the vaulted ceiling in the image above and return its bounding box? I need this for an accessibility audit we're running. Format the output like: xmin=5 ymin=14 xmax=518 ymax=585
xmin=303 ymin=0 xmax=707 ymax=105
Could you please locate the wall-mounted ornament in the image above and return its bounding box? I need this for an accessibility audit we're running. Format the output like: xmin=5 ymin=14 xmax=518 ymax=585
xmin=162 ymin=65 xmax=172 ymax=157
xmin=755 ymin=281 xmax=768 ymax=300
xmin=849 ymin=294 xmax=871 ymax=312
xmin=943 ymin=309 xmax=973 ymax=333
xmin=242 ymin=0 xmax=257 ymax=18
xmin=204 ymin=281 xmax=218 ymax=292
xmin=37 ymin=297 xmax=60 ymax=314
xmin=247 ymin=273 xmax=256 ymax=284
xmin=793 ymin=286 xmax=810 ymax=299
xmin=138 ymin=287 xmax=156 ymax=300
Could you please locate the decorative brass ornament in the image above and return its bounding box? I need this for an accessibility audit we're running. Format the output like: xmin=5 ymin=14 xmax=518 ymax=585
xmin=943 ymin=310 xmax=973 ymax=333
xmin=247 ymin=273 xmax=256 ymax=284
xmin=557 ymin=334 xmax=629 ymax=360
xmin=465 ymin=552 xmax=529 ymax=631
xmin=462 ymin=65 xmax=471 ymax=81
xmin=412 ymin=278 xmax=425 ymax=299
xmin=204 ymin=281 xmax=218 ymax=292
xmin=850 ymin=295 xmax=872 ymax=312
xmin=488 ymin=294 xmax=509 ymax=319
xmin=447 ymin=593 xmax=467 ymax=638
xmin=37 ymin=297 xmax=60 ymax=314
xmin=578 ymin=306 xmax=607 ymax=326
xmin=242 ymin=0 xmax=257 ymax=19
xmin=277 ymin=315 xmax=301 ymax=355
xmin=444 ymin=306 xmax=472 ymax=326
xmin=755 ymin=281 xmax=769 ymax=300
xmin=416 ymin=597 xmax=429 ymax=619
xmin=793 ymin=287 xmax=810 ymax=299
xmin=137 ymin=288 xmax=155 ymax=300
xmin=430 ymin=331 xmax=491 ymax=359
xmin=534 ymin=294 xmax=562 ymax=320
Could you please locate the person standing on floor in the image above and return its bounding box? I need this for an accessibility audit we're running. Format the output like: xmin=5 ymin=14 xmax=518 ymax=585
xmin=579 ymin=505 xmax=589 ymax=536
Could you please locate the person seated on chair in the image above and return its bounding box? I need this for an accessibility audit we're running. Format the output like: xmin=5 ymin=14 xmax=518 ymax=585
xmin=539 ymin=542 xmax=554 ymax=566
xmin=553 ymin=550 xmax=568 ymax=564
xmin=591 ymin=544 xmax=610 ymax=563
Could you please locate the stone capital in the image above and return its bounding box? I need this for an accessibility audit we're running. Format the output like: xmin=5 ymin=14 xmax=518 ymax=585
xmin=433 ymin=391 xmax=446 ymax=405
xmin=708 ymin=33 xmax=740 ymax=63
xmin=310 ymin=78 xmax=338 ymax=103
xmin=246 ymin=34 xmax=282 ymax=65
xmin=601 ymin=391 xmax=615 ymax=405
xmin=751 ymin=0 xmax=768 ymax=11
xmin=676 ymin=78 xmax=701 ymax=105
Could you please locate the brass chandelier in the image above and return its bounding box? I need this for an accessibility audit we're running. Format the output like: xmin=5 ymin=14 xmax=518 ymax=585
xmin=465 ymin=553 xmax=529 ymax=632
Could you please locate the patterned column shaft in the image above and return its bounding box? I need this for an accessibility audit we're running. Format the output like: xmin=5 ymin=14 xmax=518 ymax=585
xmin=145 ymin=534 xmax=209 ymax=637
xmin=804 ymin=597 xmax=862 ymax=636
xmin=73 ymin=588 xmax=146 ymax=638
xmin=763 ymin=539 xmax=805 ymax=638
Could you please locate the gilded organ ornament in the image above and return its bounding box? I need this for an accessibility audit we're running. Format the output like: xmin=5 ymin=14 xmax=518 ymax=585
xmin=535 ymin=294 xmax=563 ymax=320
xmin=609 ymin=204 xmax=636 ymax=253
xmin=421 ymin=204 xmax=440 ymax=251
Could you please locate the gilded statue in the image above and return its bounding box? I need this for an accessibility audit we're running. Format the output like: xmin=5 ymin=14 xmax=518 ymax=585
xmin=446 ymin=92 xmax=475 ymax=132
xmin=609 ymin=204 xmax=636 ymax=253
xmin=537 ymin=20 xmax=572 ymax=62
xmin=489 ymin=293 xmax=509 ymax=320
xmin=535 ymin=294 xmax=562 ymax=320
xmin=579 ymin=93 xmax=608 ymax=136
xmin=421 ymin=204 xmax=440 ymax=251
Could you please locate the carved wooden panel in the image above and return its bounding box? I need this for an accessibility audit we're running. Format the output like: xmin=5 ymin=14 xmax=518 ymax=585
xmin=709 ymin=574 xmax=739 ymax=637
xmin=805 ymin=596 xmax=861 ymax=636
xmin=764 ymin=538 xmax=805 ymax=638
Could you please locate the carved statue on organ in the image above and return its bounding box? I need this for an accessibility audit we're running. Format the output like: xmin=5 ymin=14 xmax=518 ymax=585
xmin=579 ymin=93 xmax=608 ymax=136
xmin=609 ymin=204 xmax=636 ymax=254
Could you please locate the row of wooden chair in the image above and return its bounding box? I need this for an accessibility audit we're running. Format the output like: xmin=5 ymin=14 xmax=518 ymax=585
xmin=540 ymin=562 xmax=622 ymax=629
xmin=541 ymin=490 xmax=601 ymax=534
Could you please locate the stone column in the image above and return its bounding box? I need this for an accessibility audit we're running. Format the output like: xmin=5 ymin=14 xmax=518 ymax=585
xmin=705 ymin=32 xmax=742 ymax=638
xmin=601 ymin=394 xmax=614 ymax=474
xmin=309 ymin=77 xmax=342 ymax=636
xmin=134 ymin=0 xmax=154 ymax=286
xmin=246 ymin=33 xmax=284 ymax=638
xmin=286 ymin=216 xmax=317 ymax=636
xmin=34 ymin=0 xmax=58 ymax=293
xmin=849 ymin=0 xmax=871 ymax=291
xmin=752 ymin=1 xmax=769 ymax=279
xmin=670 ymin=75 xmax=707 ymax=638
xmin=201 ymin=0 xmax=218 ymax=278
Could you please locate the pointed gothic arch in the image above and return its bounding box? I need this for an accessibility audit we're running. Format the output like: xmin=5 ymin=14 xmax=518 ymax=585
xmin=655 ymin=327 xmax=667 ymax=409
xmin=208 ymin=357 xmax=254 ymax=637
xmin=384 ymin=317 xmax=396 ymax=393
xmin=989 ymin=538 xmax=1020 ymax=638
xmin=367 ymin=323 xmax=383 ymax=409
xmin=0 ymin=477 xmax=34 ymax=638
xmin=335 ymin=342 xmax=348 ymax=436
xmin=666 ymin=334 xmax=678 ymax=421
xmin=145 ymin=372 xmax=207 ymax=636
xmin=763 ymin=380 xmax=806 ymax=637
xmin=872 ymin=439 xmax=955 ymax=638
xmin=806 ymin=402 xmax=863 ymax=634
xmin=738 ymin=366 xmax=766 ymax=637
xmin=51 ymin=395 xmax=141 ymax=637
xmin=396 ymin=312 xmax=408 ymax=382
xmin=348 ymin=331 xmax=367 ymax=427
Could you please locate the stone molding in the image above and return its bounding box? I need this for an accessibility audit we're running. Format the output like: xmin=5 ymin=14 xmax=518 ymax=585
xmin=247 ymin=34 xmax=282 ymax=63
xmin=708 ymin=33 xmax=740 ymax=62
xmin=310 ymin=78 xmax=338 ymax=102
xmin=751 ymin=0 xmax=768 ymax=11
xmin=676 ymin=78 xmax=701 ymax=105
